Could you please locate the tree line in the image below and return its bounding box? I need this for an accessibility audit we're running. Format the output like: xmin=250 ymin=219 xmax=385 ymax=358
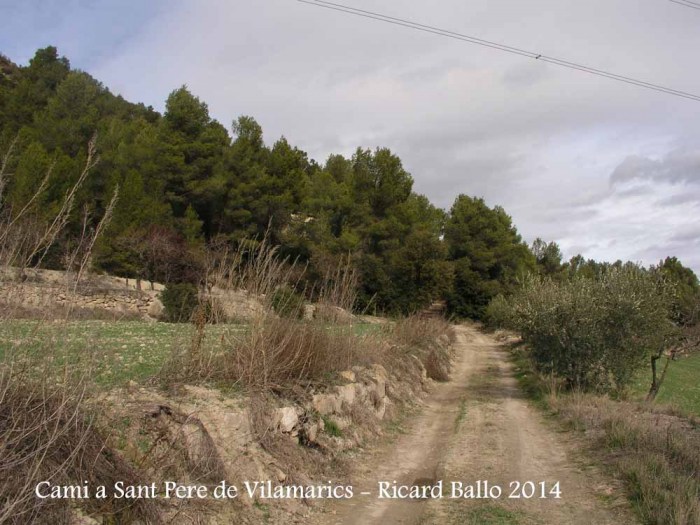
xmin=1 ymin=47 xmax=697 ymax=324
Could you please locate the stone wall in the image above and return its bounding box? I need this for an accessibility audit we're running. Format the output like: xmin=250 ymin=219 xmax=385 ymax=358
xmin=0 ymin=268 xmax=272 ymax=322
xmin=0 ymin=280 xmax=161 ymax=319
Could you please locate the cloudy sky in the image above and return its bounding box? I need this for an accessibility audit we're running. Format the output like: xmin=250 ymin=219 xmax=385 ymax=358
xmin=2 ymin=0 xmax=700 ymax=270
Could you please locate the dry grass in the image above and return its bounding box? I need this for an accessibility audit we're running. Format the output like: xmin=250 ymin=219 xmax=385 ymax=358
xmin=162 ymin=313 xmax=456 ymax=395
xmin=512 ymin=341 xmax=700 ymax=525
xmin=162 ymin=314 xmax=378 ymax=392
xmin=162 ymin=237 xmax=378 ymax=392
xmin=552 ymin=393 xmax=700 ymax=524
xmin=391 ymin=315 xmax=455 ymax=381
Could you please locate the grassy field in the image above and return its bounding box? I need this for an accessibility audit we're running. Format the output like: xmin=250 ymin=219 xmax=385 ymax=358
xmin=0 ymin=320 xmax=240 ymax=386
xmin=0 ymin=319 xmax=385 ymax=388
xmin=630 ymin=351 xmax=700 ymax=417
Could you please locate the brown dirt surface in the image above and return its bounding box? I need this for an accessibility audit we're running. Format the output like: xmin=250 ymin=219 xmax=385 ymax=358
xmin=306 ymin=325 xmax=637 ymax=525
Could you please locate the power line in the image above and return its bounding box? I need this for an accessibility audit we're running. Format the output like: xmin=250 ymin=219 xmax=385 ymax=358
xmin=669 ymin=0 xmax=700 ymax=11
xmin=298 ymin=0 xmax=700 ymax=103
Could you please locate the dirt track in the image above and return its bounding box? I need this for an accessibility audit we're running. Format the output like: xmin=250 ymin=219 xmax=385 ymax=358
xmin=309 ymin=325 xmax=636 ymax=525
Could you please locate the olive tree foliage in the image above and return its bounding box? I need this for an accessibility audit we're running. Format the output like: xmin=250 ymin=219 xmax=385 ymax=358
xmin=489 ymin=266 xmax=677 ymax=393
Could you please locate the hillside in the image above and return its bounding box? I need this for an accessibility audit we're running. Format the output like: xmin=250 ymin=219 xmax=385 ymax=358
xmin=0 ymin=46 xmax=539 ymax=318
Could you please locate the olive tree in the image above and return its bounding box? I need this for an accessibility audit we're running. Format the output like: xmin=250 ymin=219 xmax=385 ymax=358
xmin=496 ymin=266 xmax=676 ymax=393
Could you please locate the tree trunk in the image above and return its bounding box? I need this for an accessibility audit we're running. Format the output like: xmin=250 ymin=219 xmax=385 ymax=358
xmin=646 ymin=352 xmax=671 ymax=402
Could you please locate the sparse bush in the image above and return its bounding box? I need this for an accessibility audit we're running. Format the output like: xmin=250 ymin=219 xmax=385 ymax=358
xmin=496 ymin=267 xmax=676 ymax=393
xmin=270 ymin=285 xmax=305 ymax=319
xmin=161 ymin=282 xmax=198 ymax=323
xmin=392 ymin=315 xmax=453 ymax=349
xmin=163 ymin=314 xmax=376 ymax=391
xmin=313 ymin=255 xmax=359 ymax=313
xmin=483 ymin=293 xmax=510 ymax=328
xmin=392 ymin=315 xmax=454 ymax=381
xmin=0 ymin=355 xmax=162 ymax=524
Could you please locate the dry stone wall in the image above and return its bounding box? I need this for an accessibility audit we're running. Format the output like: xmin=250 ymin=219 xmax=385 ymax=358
xmin=0 ymin=268 xmax=269 ymax=322
xmin=0 ymin=279 xmax=161 ymax=319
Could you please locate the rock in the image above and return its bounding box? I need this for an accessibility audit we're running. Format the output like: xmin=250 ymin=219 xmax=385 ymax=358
xmin=70 ymin=509 xmax=100 ymax=525
xmin=312 ymin=393 xmax=341 ymax=415
xmin=276 ymin=468 xmax=287 ymax=482
xmin=207 ymin=287 xmax=266 ymax=322
xmin=303 ymin=304 xmax=315 ymax=320
xmin=276 ymin=407 xmax=299 ymax=433
xmin=354 ymin=382 xmax=368 ymax=401
xmin=339 ymin=370 xmax=356 ymax=382
xmin=304 ymin=421 xmax=321 ymax=444
xmin=144 ymin=404 xmax=173 ymax=418
xmin=367 ymin=364 xmax=388 ymax=399
xmin=335 ymin=384 xmax=355 ymax=407
xmin=411 ymin=355 xmax=428 ymax=383
xmin=374 ymin=398 xmax=387 ymax=420
xmin=180 ymin=418 xmax=226 ymax=479
xmin=370 ymin=363 xmax=388 ymax=381
xmin=147 ymin=297 xmax=165 ymax=319
xmin=313 ymin=304 xmax=355 ymax=324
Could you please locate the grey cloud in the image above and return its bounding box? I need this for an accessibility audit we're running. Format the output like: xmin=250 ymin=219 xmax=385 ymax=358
xmin=611 ymin=149 xmax=700 ymax=186
xmin=610 ymin=182 xmax=654 ymax=198
xmin=668 ymin=227 xmax=700 ymax=245
xmin=656 ymin=191 xmax=700 ymax=207
xmin=501 ymin=63 xmax=548 ymax=89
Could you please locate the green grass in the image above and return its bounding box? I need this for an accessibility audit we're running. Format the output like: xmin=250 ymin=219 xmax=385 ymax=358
xmin=630 ymin=352 xmax=700 ymax=416
xmin=323 ymin=322 xmax=385 ymax=338
xmin=351 ymin=322 xmax=386 ymax=337
xmin=321 ymin=415 xmax=343 ymax=437
xmin=0 ymin=319 xmax=242 ymax=387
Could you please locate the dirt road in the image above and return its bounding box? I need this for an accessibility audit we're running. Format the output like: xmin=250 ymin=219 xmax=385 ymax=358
xmin=310 ymin=325 xmax=635 ymax=525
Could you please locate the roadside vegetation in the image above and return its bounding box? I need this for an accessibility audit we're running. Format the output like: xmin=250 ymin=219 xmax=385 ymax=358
xmin=1 ymin=44 xmax=698 ymax=524
xmin=511 ymin=345 xmax=700 ymax=525
xmin=0 ymin=127 xmax=453 ymax=523
xmin=630 ymin=350 xmax=700 ymax=416
xmin=493 ymin=252 xmax=700 ymax=524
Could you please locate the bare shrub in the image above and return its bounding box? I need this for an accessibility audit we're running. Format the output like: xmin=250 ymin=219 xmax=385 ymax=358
xmin=0 ymin=137 xmax=117 ymax=321
xmin=0 ymin=136 xmax=104 ymax=274
xmin=236 ymin=317 xmax=376 ymax=390
xmin=163 ymin=315 xmax=376 ymax=392
xmin=205 ymin=233 xmax=301 ymax=304
xmin=0 ymin=138 xmax=161 ymax=524
xmin=0 ymin=357 xmax=161 ymax=524
xmin=391 ymin=315 xmax=454 ymax=381
xmin=316 ymin=256 xmax=360 ymax=312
